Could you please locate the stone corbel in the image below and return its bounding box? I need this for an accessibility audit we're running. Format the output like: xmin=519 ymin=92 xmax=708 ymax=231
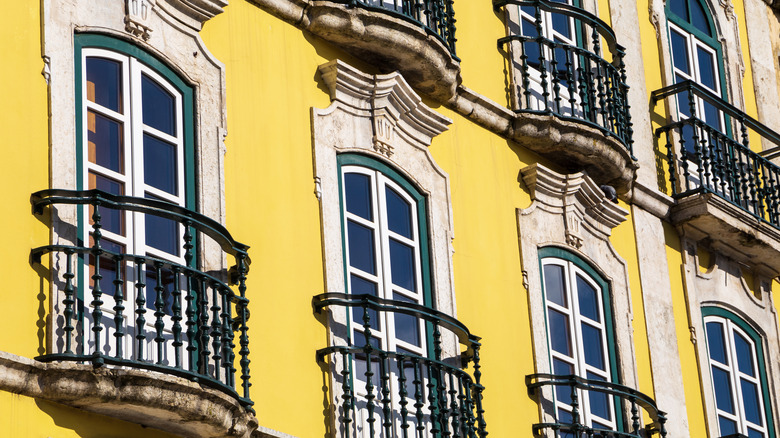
xmin=125 ymin=0 xmax=155 ymax=40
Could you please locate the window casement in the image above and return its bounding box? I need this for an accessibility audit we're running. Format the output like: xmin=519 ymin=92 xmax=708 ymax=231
xmin=540 ymin=250 xmax=620 ymax=433
xmin=703 ymin=309 xmax=776 ymax=438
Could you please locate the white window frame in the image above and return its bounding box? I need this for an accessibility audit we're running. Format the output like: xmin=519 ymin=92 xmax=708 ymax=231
xmin=542 ymin=257 xmax=615 ymax=431
xmin=704 ymin=315 xmax=770 ymax=438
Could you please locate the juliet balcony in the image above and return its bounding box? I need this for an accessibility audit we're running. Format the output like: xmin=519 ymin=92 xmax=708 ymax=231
xmin=30 ymin=189 xmax=255 ymax=435
xmin=313 ymin=292 xmax=488 ymax=438
xmin=653 ymin=81 xmax=780 ymax=275
xmin=494 ymin=0 xmax=636 ymax=193
xmin=527 ymin=374 xmax=668 ymax=438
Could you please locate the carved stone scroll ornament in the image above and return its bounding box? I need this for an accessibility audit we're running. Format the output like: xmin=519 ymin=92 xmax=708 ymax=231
xmin=125 ymin=0 xmax=155 ymax=40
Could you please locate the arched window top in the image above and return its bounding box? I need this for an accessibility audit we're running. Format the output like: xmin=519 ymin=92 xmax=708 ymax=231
xmin=668 ymin=0 xmax=716 ymax=39
xmin=702 ymin=307 xmax=776 ymax=438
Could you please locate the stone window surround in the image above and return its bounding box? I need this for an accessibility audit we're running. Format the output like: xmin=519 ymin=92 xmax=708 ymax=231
xmin=678 ymin=231 xmax=780 ymax=438
xmin=22 ymin=0 xmax=278 ymax=436
xmin=311 ymin=59 xmax=458 ymax=436
xmin=516 ymin=164 xmax=646 ymax=431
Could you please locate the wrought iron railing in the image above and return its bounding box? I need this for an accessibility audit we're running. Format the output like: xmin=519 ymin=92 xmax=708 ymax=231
xmin=31 ymin=189 xmax=252 ymax=409
xmin=527 ymin=374 xmax=668 ymax=438
xmin=495 ymin=0 xmax=633 ymax=154
xmin=333 ymin=0 xmax=457 ymax=56
xmin=652 ymin=80 xmax=780 ymax=228
xmin=313 ymin=292 xmax=487 ymax=438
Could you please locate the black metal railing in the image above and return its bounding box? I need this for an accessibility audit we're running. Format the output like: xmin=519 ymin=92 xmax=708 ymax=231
xmin=313 ymin=292 xmax=487 ymax=438
xmin=527 ymin=374 xmax=668 ymax=438
xmin=333 ymin=0 xmax=457 ymax=56
xmin=31 ymin=189 xmax=252 ymax=409
xmin=495 ymin=0 xmax=633 ymax=154
xmin=653 ymin=80 xmax=780 ymax=228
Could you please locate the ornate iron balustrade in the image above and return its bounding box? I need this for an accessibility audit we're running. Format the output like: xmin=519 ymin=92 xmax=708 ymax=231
xmin=495 ymin=0 xmax=633 ymax=154
xmin=31 ymin=189 xmax=253 ymax=409
xmin=527 ymin=374 xmax=668 ymax=438
xmin=313 ymin=292 xmax=487 ymax=438
xmin=333 ymin=0 xmax=457 ymax=56
xmin=652 ymin=80 xmax=780 ymax=228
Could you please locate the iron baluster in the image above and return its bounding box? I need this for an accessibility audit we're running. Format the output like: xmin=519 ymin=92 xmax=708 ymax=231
xmin=379 ymin=352 xmax=393 ymax=437
xmin=398 ymin=354 xmax=411 ymax=438
xmin=550 ymin=41 xmax=562 ymax=113
xmin=210 ymin=281 xmax=223 ymax=381
xmin=171 ymin=265 xmax=183 ymax=369
xmin=112 ymin=255 xmax=125 ymax=359
xmin=220 ymin=286 xmax=233 ymax=385
xmin=534 ymin=5 xmax=549 ymax=111
xmin=134 ymin=257 xmax=147 ymax=361
xmin=412 ymin=357 xmax=425 ymax=438
xmin=153 ymin=261 xmax=166 ymax=365
xmin=361 ymin=299 xmax=377 ymax=438
xmin=63 ymin=249 xmax=76 ymax=355
xmin=237 ymin=253 xmax=251 ymax=401
xmin=197 ymin=275 xmax=210 ymax=375
xmin=426 ymin=361 xmax=440 ymax=437
xmin=90 ymin=201 xmax=105 ymax=364
xmin=630 ymin=395 xmax=639 ymax=434
xmin=183 ymin=221 xmax=197 ymax=372
xmin=472 ymin=342 xmax=487 ymax=438
xmin=340 ymin=349 xmax=354 ymax=438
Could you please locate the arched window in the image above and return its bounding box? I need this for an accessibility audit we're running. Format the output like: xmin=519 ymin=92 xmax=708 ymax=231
xmin=75 ymin=34 xmax=195 ymax=362
xmin=666 ymin=0 xmax=726 ymax=135
xmin=703 ymin=308 xmax=776 ymax=438
xmin=539 ymin=247 xmax=620 ymax=432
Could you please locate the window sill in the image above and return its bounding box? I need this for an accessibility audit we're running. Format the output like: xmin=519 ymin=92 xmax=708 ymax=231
xmin=0 ymin=351 xmax=258 ymax=437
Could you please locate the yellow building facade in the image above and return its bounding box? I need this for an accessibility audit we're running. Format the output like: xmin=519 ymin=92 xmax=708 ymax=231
xmin=3 ymin=0 xmax=780 ymax=437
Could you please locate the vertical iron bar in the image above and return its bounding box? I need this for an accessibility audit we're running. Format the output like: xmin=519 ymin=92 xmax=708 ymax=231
xmin=211 ymin=281 xmax=223 ymax=381
xmin=237 ymin=253 xmax=251 ymax=401
xmin=198 ymin=275 xmax=210 ymax=375
xmin=134 ymin=257 xmax=147 ymax=361
xmin=154 ymin=261 xmax=166 ymax=365
xmin=63 ymin=249 xmax=76 ymax=355
xmin=90 ymin=202 xmax=104 ymax=364
xmin=112 ymin=255 xmax=124 ymax=359
xmin=171 ymin=266 xmax=183 ymax=369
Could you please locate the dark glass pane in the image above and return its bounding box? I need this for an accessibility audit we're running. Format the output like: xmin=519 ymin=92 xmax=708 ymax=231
xmin=670 ymin=0 xmax=689 ymax=22
xmin=145 ymin=267 xmax=175 ymax=314
xmin=586 ymin=372 xmax=611 ymax=421
xmin=718 ymin=416 xmax=737 ymax=436
xmin=389 ymin=238 xmax=416 ymax=292
xmin=703 ymin=101 xmax=721 ymax=131
xmin=734 ymin=331 xmax=755 ymax=377
xmin=142 ymin=74 xmax=176 ymax=136
xmin=385 ymin=186 xmax=413 ymax=239
xmin=354 ymin=334 xmax=382 ymax=386
xmin=690 ymin=0 xmax=712 ymax=36
xmin=577 ymin=274 xmax=599 ymax=322
xmin=671 ymin=30 xmax=690 ymax=75
xmin=393 ymin=293 xmax=421 ymax=347
xmin=143 ymin=134 xmax=178 ymax=195
xmin=741 ymin=379 xmax=762 ymax=426
xmin=544 ymin=264 xmax=567 ymax=308
xmin=89 ymin=239 xmax=125 ymax=298
xmin=88 ymin=111 xmax=123 ymax=173
xmin=548 ymin=308 xmax=572 ymax=356
xmin=350 ymin=274 xmax=379 ymax=330
xmin=706 ymin=321 xmax=728 ymax=365
xmin=553 ymin=358 xmax=574 ymax=405
xmin=89 ymin=172 xmax=124 ymax=236
xmin=712 ymin=366 xmax=735 ymax=414
xmin=697 ymin=47 xmax=717 ymax=90
xmin=582 ymin=322 xmax=606 ymax=370
xmin=551 ymin=13 xmax=571 ymax=39
xmin=86 ymin=57 xmax=122 ymax=112
xmin=748 ymin=428 xmax=765 ymax=438
xmin=522 ymin=18 xmax=542 ymax=69
xmin=145 ymin=211 xmax=180 ymax=256
xmin=520 ymin=5 xmax=536 ymax=15
xmin=344 ymin=173 xmax=373 ymax=221
xmin=348 ymin=220 xmax=376 ymax=275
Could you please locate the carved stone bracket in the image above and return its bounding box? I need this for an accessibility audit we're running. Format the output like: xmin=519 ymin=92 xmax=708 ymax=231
xmin=125 ymin=0 xmax=155 ymax=40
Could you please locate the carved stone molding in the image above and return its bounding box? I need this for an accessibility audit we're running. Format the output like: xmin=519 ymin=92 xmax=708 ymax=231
xmin=0 ymin=352 xmax=257 ymax=438
xmin=155 ymin=0 xmax=229 ymax=30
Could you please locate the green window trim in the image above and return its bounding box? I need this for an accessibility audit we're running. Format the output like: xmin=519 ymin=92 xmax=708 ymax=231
xmin=701 ymin=306 xmax=777 ymax=438
xmin=538 ymin=245 xmax=623 ymax=432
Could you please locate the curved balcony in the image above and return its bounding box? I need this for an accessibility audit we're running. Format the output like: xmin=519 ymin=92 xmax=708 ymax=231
xmin=653 ymin=81 xmax=780 ymax=274
xmin=30 ymin=189 xmax=253 ymax=411
xmin=494 ymin=0 xmax=636 ymax=192
xmin=313 ymin=292 xmax=487 ymax=438
xmin=527 ymin=374 xmax=668 ymax=437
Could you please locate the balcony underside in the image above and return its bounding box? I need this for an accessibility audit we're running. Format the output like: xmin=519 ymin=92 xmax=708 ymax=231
xmin=670 ymin=191 xmax=780 ymax=275
xmin=511 ymin=111 xmax=638 ymax=194
xmin=0 ymin=352 xmax=257 ymax=438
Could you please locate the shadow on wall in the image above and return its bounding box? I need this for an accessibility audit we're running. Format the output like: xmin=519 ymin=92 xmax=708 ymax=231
xmin=34 ymin=399 xmax=180 ymax=438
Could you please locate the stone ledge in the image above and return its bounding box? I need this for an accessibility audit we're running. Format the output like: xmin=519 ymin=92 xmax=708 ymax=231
xmin=0 ymin=351 xmax=259 ymax=438
xmin=669 ymin=192 xmax=780 ymax=276
xmin=249 ymin=0 xmax=460 ymax=101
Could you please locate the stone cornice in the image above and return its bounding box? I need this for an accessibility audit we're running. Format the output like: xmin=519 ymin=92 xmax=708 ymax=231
xmin=0 ymin=352 xmax=258 ymax=438
xmin=521 ymin=163 xmax=629 ymax=246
